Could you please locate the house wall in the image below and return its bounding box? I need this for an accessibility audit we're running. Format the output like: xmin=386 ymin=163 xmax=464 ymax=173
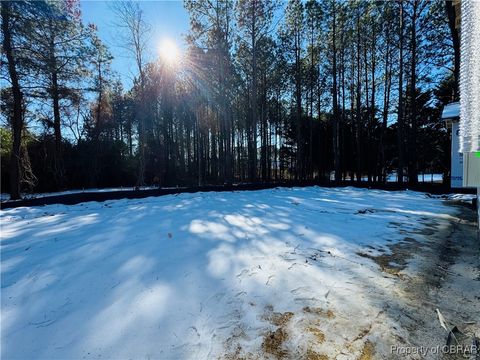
xmin=463 ymin=152 xmax=480 ymax=187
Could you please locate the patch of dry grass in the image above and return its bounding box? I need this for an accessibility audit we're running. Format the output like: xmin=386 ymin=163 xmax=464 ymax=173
xmin=262 ymin=328 xmax=289 ymax=359
xmin=264 ymin=312 xmax=294 ymax=327
xmin=306 ymin=349 xmax=329 ymax=360
xmin=358 ymin=341 xmax=375 ymax=360
xmin=307 ymin=326 xmax=325 ymax=343
xmin=303 ymin=306 xmax=335 ymax=319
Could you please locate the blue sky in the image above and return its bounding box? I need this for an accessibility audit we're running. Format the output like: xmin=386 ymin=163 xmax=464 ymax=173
xmin=81 ymin=1 xmax=190 ymax=88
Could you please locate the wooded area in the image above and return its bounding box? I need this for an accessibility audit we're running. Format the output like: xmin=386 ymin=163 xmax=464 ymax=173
xmin=1 ymin=0 xmax=459 ymax=199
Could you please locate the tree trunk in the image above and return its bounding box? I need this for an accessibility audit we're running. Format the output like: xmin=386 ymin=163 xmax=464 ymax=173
xmin=340 ymin=15 xmax=346 ymax=181
xmin=369 ymin=20 xmax=376 ymax=183
xmin=380 ymin=22 xmax=392 ymax=183
xmin=92 ymin=60 xmax=103 ymax=187
xmin=295 ymin=28 xmax=303 ymax=180
xmin=445 ymin=0 xmax=460 ymax=100
xmin=309 ymin=20 xmax=315 ymax=179
xmin=355 ymin=8 xmax=362 ymax=183
xmin=332 ymin=0 xmax=341 ymax=182
xmin=350 ymin=46 xmax=356 ymax=183
xmin=2 ymin=2 xmax=23 ymax=200
xmin=249 ymin=6 xmax=258 ymax=183
xmin=408 ymin=0 xmax=418 ymax=185
xmin=397 ymin=0 xmax=405 ymax=184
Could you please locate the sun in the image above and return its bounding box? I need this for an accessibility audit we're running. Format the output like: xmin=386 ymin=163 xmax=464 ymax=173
xmin=159 ymin=38 xmax=180 ymax=65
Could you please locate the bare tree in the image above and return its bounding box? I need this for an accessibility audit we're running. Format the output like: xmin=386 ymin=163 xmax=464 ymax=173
xmin=111 ymin=1 xmax=150 ymax=187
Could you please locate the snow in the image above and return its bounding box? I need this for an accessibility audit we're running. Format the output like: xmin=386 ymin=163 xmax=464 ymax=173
xmin=0 ymin=187 xmax=463 ymax=359
xmin=427 ymin=192 xmax=476 ymax=206
xmin=441 ymin=102 xmax=460 ymax=120
xmin=444 ymin=193 xmax=476 ymax=202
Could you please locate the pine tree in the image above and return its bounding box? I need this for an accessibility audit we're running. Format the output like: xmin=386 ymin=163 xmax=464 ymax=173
xmin=26 ymin=0 xmax=91 ymax=188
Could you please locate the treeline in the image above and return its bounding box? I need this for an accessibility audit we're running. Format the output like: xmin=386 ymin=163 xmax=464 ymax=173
xmin=1 ymin=0 xmax=459 ymax=199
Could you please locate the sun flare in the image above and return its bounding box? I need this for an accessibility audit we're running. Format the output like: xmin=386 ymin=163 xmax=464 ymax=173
xmin=159 ymin=38 xmax=180 ymax=65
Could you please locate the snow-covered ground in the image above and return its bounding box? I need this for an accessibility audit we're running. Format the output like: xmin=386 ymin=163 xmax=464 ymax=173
xmin=0 ymin=187 xmax=468 ymax=359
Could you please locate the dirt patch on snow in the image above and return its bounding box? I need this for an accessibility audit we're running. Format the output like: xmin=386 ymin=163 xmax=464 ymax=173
xmin=260 ymin=310 xmax=295 ymax=359
xmin=306 ymin=350 xmax=329 ymax=360
xmin=306 ymin=326 xmax=325 ymax=343
xmin=262 ymin=327 xmax=290 ymax=359
xmin=356 ymin=237 xmax=419 ymax=278
xmin=381 ymin=202 xmax=480 ymax=359
xmin=303 ymin=306 xmax=335 ymax=319
xmin=263 ymin=311 xmax=294 ymax=327
xmin=358 ymin=341 xmax=375 ymax=360
xmin=258 ymin=307 xmax=333 ymax=359
xmin=221 ymin=201 xmax=479 ymax=360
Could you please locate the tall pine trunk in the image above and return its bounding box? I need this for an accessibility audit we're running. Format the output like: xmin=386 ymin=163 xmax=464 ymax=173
xmin=2 ymin=2 xmax=23 ymax=200
xmin=408 ymin=0 xmax=418 ymax=185
xmin=332 ymin=0 xmax=341 ymax=182
xmin=445 ymin=0 xmax=460 ymax=100
xmin=295 ymin=29 xmax=303 ymax=180
xmin=355 ymin=6 xmax=362 ymax=183
xmin=380 ymin=23 xmax=392 ymax=183
xmin=397 ymin=0 xmax=405 ymax=184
